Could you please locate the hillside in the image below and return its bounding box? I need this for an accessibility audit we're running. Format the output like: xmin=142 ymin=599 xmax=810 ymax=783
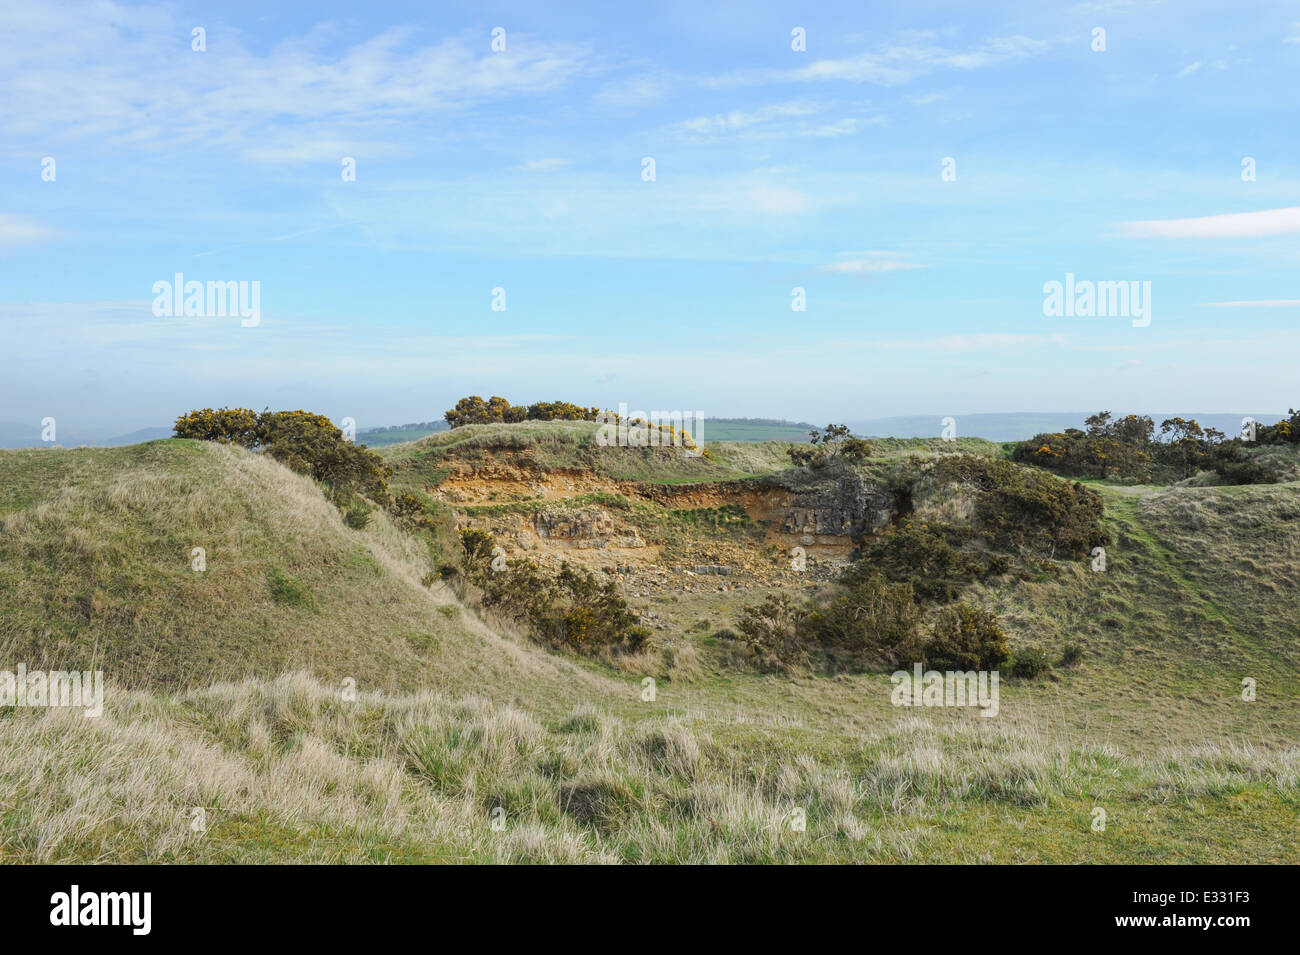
xmin=1 ymin=427 xmax=1297 ymax=863
xmin=0 ymin=439 xmax=616 ymax=705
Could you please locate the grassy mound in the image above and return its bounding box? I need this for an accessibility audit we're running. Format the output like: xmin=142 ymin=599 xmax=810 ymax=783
xmin=0 ymin=440 xmax=615 ymax=702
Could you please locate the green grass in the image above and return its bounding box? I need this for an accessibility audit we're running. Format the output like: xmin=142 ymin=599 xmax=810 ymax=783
xmin=1 ymin=433 xmax=1297 ymax=863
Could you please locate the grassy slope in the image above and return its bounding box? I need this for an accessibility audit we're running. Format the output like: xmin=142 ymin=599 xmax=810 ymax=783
xmin=0 ymin=435 xmax=1296 ymax=863
xmin=0 ymin=440 xmax=616 ymax=704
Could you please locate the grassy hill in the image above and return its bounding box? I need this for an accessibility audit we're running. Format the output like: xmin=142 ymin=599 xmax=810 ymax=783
xmin=0 ymin=439 xmax=615 ymax=703
xmin=1 ymin=429 xmax=1296 ymax=863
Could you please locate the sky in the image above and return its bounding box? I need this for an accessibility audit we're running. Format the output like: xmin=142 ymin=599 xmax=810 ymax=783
xmin=2 ymin=0 xmax=1299 ymax=436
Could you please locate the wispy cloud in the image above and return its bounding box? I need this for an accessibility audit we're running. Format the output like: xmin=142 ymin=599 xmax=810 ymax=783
xmin=821 ymin=251 xmax=925 ymax=273
xmin=784 ymin=36 xmax=1051 ymax=85
xmin=1177 ymin=61 xmax=1202 ymax=77
xmin=1199 ymin=299 xmax=1300 ymax=307
xmin=0 ymin=4 xmax=591 ymax=157
xmin=520 ymin=158 xmax=570 ymax=171
xmin=1122 ymin=207 xmax=1300 ymax=238
xmin=680 ymin=102 xmax=820 ymax=133
xmin=804 ymin=116 xmax=888 ymax=137
xmin=0 ymin=215 xmax=57 ymax=249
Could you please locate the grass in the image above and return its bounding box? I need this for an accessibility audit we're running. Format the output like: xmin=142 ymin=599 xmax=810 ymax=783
xmin=381 ymin=419 xmax=797 ymax=489
xmin=0 ymin=440 xmax=615 ymax=702
xmin=1 ymin=673 xmax=1293 ymax=863
xmin=1 ymin=431 xmax=1297 ymax=862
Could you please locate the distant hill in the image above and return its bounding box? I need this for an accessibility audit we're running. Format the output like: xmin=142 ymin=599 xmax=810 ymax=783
xmin=845 ymin=413 xmax=1288 ymax=443
xmin=0 ymin=421 xmax=171 ymax=449
xmin=699 ymin=417 xmax=814 ymax=442
xmin=356 ymin=421 xmax=449 ymax=447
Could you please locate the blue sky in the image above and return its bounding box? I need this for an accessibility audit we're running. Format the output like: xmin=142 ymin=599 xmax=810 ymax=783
xmin=2 ymin=0 xmax=1299 ymax=435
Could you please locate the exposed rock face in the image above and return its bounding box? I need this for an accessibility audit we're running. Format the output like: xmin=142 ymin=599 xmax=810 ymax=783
xmin=533 ymin=506 xmax=644 ymax=549
xmin=764 ymin=467 xmax=896 ymax=543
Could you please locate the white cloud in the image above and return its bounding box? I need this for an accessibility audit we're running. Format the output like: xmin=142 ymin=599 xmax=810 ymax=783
xmin=520 ymin=158 xmax=570 ymax=171
xmin=746 ymin=186 xmax=811 ymax=215
xmin=0 ymin=3 xmax=591 ymax=157
xmin=1199 ymin=300 xmax=1300 ymax=307
xmin=783 ymin=36 xmax=1050 ymax=86
xmin=1177 ymin=61 xmax=1202 ymax=77
xmin=821 ymin=251 xmax=925 ymax=273
xmin=804 ymin=116 xmax=888 ymax=137
xmin=0 ymin=214 xmax=56 ymax=249
xmin=1122 ymin=207 xmax=1300 ymax=238
xmin=681 ymin=102 xmax=819 ymax=133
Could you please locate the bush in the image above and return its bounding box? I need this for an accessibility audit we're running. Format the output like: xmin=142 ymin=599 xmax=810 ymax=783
xmin=469 ymin=556 xmax=648 ymax=654
xmin=855 ymin=522 xmax=996 ymax=603
xmin=924 ymin=604 xmax=1009 ymax=671
xmin=1012 ymin=411 xmax=1239 ymax=483
xmin=1209 ymin=442 xmax=1277 ymax=485
xmin=736 ymin=593 xmax=807 ymax=671
xmin=1005 ymin=649 xmax=1053 ymax=680
xmin=459 ymin=528 xmax=496 ymax=564
xmin=173 ymin=407 xmax=259 ymax=444
xmin=443 ymin=395 xmax=600 ymax=428
xmin=267 ymin=569 xmax=313 ymax=608
xmin=174 ymin=407 xmax=391 ymax=502
xmin=935 ymin=456 xmax=1108 ymax=559
xmin=787 ymin=423 xmax=870 ymax=468
xmin=802 ymin=574 xmax=925 ymax=670
xmin=342 ymin=499 xmax=373 ymax=529
xmin=1059 ymin=643 xmax=1084 ymax=668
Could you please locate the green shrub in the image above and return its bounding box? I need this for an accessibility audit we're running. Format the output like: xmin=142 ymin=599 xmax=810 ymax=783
xmin=925 ymin=604 xmax=1009 ymax=670
xmin=934 ymin=456 xmax=1108 ymax=559
xmin=855 ymin=522 xmax=995 ymax=602
xmin=787 ymin=423 xmax=870 ymax=468
xmin=470 ymin=558 xmax=648 ymax=654
xmin=736 ymin=593 xmax=808 ymax=671
xmin=803 ymin=574 xmax=925 ymax=670
xmin=1059 ymin=642 xmax=1084 ymax=668
xmin=1006 ymin=649 xmax=1053 ymax=679
xmin=267 ymin=569 xmax=313 ymax=608
xmin=343 ymin=499 xmax=373 ymax=529
xmin=174 ymin=407 xmax=391 ymax=501
xmin=459 ymin=528 xmax=496 ymax=563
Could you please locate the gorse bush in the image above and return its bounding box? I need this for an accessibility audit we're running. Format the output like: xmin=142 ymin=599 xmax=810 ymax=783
xmin=175 ymin=408 xmax=391 ymax=501
xmin=856 ymin=522 xmax=1002 ymax=603
xmin=736 ymin=582 xmax=1007 ymax=675
xmin=934 ymin=456 xmax=1108 ymax=559
xmin=444 ymin=395 xmax=600 ymax=429
xmin=803 ymin=574 xmax=925 ymax=670
xmin=1006 ymin=410 xmax=1281 ymax=484
xmin=924 ymin=604 xmax=1009 ymax=671
xmin=736 ymin=593 xmax=808 ymax=671
xmin=458 ymin=531 xmax=648 ymax=654
xmin=1005 ymin=649 xmax=1052 ymax=680
xmin=342 ymin=499 xmax=373 ymax=530
xmin=459 ymin=528 xmax=497 ymax=564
